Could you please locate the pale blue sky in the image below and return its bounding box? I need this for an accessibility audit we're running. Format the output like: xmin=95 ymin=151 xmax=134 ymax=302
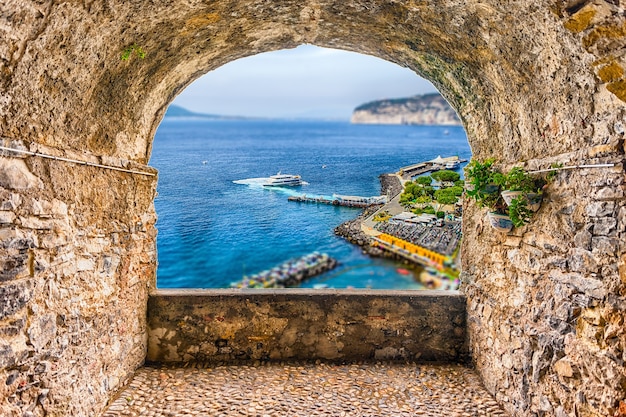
xmin=172 ymin=45 xmax=437 ymax=120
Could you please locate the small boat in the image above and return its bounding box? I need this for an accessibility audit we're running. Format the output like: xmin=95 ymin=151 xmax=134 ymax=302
xmin=445 ymin=160 xmax=460 ymax=169
xmin=263 ymin=172 xmax=303 ymax=187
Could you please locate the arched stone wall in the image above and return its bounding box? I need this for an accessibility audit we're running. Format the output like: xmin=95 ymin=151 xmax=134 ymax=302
xmin=0 ymin=1 xmax=624 ymax=416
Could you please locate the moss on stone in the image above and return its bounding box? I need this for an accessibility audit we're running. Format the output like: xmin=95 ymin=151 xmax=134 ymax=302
xmin=598 ymin=62 xmax=624 ymax=83
xmin=563 ymin=8 xmax=596 ymax=34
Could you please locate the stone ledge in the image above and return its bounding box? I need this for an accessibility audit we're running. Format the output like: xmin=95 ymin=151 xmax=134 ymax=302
xmin=147 ymin=289 xmax=467 ymax=364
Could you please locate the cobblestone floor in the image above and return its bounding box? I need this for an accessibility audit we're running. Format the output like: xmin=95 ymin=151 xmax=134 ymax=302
xmin=103 ymin=362 xmax=508 ymax=417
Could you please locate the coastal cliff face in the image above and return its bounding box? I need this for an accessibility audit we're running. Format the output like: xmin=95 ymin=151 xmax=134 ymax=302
xmin=0 ymin=1 xmax=625 ymax=417
xmin=351 ymin=94 xmax=462 ymax=125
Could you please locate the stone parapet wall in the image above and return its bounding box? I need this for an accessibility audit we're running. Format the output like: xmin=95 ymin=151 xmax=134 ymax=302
xmin=0 ymin=143 xmax=157 ymax=416
xmin=147 ymin=290 xmax=468 ymax=364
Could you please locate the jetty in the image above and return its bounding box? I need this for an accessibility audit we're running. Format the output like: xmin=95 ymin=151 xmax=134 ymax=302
xmin=398 ymin=155 xmax=467 ymax=180
xmin=288 ymin=193 xmax=387 ymax=208
xmin=230 ymin=252 xmax=337 ymax=289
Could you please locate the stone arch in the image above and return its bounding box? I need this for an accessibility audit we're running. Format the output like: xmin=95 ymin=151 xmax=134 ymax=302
xmin=0 ymin=1 xmax=624 ymax=417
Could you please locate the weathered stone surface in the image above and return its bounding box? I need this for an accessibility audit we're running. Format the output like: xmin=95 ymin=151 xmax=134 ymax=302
xmin=0 ymin=159 xmax=42 ymax=190
xmin=0 ymin=0 xmax=624 ymax=416
xmin=148 ymin=290 xmax=468 ymax=364
xmin=0 ymin=280 xmax=33 ymax=319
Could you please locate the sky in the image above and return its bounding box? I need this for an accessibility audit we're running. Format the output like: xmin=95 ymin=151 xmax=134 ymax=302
xmin=172 ymin=45 xmax=437 ymax=120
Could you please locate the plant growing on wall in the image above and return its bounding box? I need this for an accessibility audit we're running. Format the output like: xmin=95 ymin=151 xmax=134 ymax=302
xmin=121 ymin=44 xmax=147 ymax=61
xmin=464 ymin=158 xmax=502 ymax=210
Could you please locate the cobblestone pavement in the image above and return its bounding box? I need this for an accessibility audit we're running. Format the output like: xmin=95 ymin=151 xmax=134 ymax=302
xmin=103 ymin=362 xmax=509 ymax=417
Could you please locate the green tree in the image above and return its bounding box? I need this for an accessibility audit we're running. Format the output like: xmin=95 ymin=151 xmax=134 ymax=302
xmin=431 ymin=170 xmax=461 ymax=183
xmin=414 ymin=195 xmax=432 ymax=204
xmin=434 ymin=188 xmax=459 ymax=205
xmin=415 ymin=176 xmax=432 ymax=186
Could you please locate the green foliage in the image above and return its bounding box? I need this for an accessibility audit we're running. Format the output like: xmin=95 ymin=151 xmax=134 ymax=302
xmin=373 ymin=211 xmax=392 ymax=222
xmin=436 ymin=211 xmax=445 ymax=219
xmin=434 ymin=188 xmax=459 ymax=205
xmin=496 ymin=166 xmax=536 ymax=192
xmin=546 ymin=162 xmax=564 ymax=182
xmin=414 ymin=195 xmax=432 ymax=204
xmin=400 ymin=181 xmax=434 ymax=207
xmin=448 ymin=185 xmax=464 ymax=196
xmin=508 ymin=197 xmax=533 ymax=227
xmin=121 ymin=44 xmax=146 ymax=61
xmin=464 ymin=158 xmax=501 ymax=209
xmin=464 ymin=158 xmax=548 ymax=229
xmin=422 ymin=206 xmax=436 ymax=215
xmin=415 ymin=175 xmax=433 ymax=186
xmin=431 ymin=170 xmax=461 ymax=183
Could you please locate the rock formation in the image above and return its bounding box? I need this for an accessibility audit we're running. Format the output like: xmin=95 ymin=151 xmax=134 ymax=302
xmin=351 ymin=93 xmax=461 ymax=125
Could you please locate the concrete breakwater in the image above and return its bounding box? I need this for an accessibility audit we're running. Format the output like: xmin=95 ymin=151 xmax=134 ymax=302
xmin=230 ymin=252 xmax=338 ymax=289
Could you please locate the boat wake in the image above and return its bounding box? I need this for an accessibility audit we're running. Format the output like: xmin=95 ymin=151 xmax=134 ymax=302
xmin=233 ymin=178 xmax=309 ymax=192
xmin=232 ymin=177 xmax=270 ymax=187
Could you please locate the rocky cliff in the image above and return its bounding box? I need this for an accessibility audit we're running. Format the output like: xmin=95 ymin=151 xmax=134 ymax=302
xmin=351 ymin=93 xmax=461 ymax=125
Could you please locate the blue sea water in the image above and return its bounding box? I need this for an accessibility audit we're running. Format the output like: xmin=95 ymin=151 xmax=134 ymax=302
xmin=150 ymin=119 xmax=471 ymax=289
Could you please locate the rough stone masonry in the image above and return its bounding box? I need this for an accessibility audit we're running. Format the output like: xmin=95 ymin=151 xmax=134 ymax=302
xmin=0 ymin=0 xmax=625 ymax=416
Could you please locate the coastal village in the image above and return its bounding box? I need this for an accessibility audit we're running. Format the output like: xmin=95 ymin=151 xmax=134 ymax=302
xmin=336 ymin=155 xmax=465 ymax=290
xmin=232 ymin=155 xmax=465 ymax=290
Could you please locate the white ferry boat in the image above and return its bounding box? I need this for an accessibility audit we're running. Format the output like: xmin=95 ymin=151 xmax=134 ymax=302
xmin=263 ymin=172 xmax=303 ymax=187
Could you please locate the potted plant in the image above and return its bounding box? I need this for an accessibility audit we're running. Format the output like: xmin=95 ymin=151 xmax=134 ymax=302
xmin=465 ymin=159 xmax=514 ymax=232
xmin=497 ymin=166 xmax=544 ymax=211
xmin=486 ymin=211 xmax=514 ymax=232
xmin=465 ymin=159 xmax=552 ymax=231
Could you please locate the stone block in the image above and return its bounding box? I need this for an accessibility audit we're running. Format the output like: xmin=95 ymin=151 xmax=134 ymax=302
xmin=0 ymin=210 xmax=16 ymax=224
xmin=586 ymin=201 xmax=615 ymax=217
xmin=27 ymin=314 xmax=57 ymax=351
xmin=76 ymin=258 xmax=95 ymax=272
xmin=595 ymin=186 xmax=624 ymax=200
xmin=0 ymin=254 xmax=28 ymax=282
xmin=592 ymin=217 xmax=617 ymax=236
xmin=0 ymin=159 xmax=43 ymax=190
xmin=574 ymin=229 xmax=592 ymax=250
xmin=568 ymin=248 xmax=599 ymax=273
xmin=0 ymin=344 xmax=15 ymax=368
xmin=19 ymin=216 xmax=55 ymax=230
xmin=553 ymin=357 xmax=574 ymax=378
xmin=592 ymin=236 xmax=619 ymax=256
xmin=0 ymin=280 xmax=33 ymax=319
xmin=0 ymin=316 xmax=26 ymax=337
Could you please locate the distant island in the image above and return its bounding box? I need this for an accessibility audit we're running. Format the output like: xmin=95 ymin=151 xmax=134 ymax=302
xmin=164 ymin=105 xmax=247 ymax=120
xmin=351 ymin=93 xmax=461 ymax=126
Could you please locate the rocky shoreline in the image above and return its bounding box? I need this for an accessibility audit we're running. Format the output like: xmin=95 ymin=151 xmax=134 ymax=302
xmin=333 ymin=174 xmax=405 ymax=261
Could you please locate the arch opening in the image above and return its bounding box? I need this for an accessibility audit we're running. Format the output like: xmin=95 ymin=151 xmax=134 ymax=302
xmin=150 ymin=45 xmax=471 ymax=291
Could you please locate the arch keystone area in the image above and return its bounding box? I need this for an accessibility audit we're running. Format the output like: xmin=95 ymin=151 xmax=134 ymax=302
xmin=0 ymin=1 xmax=625 ymax=416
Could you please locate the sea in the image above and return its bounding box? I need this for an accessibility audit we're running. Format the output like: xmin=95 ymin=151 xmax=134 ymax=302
xmin=150 ymin=119 xmax=471 ymax=289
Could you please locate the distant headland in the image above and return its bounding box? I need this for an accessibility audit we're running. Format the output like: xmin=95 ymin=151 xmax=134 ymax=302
xmin=351 ymin=93 xmax=461 ymax=126
xmin=164 ymin=105 xmax=248 ymax=120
